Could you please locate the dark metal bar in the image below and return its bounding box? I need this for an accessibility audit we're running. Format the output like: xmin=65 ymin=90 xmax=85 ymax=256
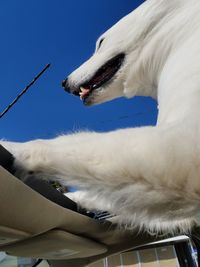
xmin=191 ymin=235 xmax=200 ymax=266
xmin=174 ymin=241 xmax=196 ymax=267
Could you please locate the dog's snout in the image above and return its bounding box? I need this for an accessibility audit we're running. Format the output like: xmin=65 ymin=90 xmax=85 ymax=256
xmin=62 ymin=77 xmax=80 ymax=96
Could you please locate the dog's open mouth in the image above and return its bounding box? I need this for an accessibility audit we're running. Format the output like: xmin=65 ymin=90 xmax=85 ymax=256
xmin=78 ymin=53 xmax=125 ymax=102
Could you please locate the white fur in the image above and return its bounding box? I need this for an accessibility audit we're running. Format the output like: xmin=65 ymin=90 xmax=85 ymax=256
xmin=2 ymin=0 xmax=200 ymax=233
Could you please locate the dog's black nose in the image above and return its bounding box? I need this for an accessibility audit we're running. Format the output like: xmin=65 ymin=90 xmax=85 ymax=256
xmin=61 ymin=78 xmax=70 ymax=93
xmin=62 ymin=79 xmax=67 ymax=87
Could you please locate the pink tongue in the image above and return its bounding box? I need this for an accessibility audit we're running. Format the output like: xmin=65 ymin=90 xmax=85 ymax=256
xmin=80 ymin=88 xmax=90 ymax=100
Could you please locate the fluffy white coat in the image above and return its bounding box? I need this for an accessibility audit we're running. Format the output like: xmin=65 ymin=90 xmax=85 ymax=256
xmin=2 ymin=0 xmax=200 ymax=233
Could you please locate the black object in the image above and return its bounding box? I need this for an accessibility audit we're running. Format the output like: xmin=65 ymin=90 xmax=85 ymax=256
xmin=24 ymin=176 xmax=96 ymax=218
xmin=0 ymin=145 xmax=15 ymax=174
xmin=174 ymin=241 xmax=197 ymax=267
xmin=191 ymin=234 xmax=200 ymax=266
xmin=25 ymin=176 xmax=78 ymax=212
xmin=32 ymin=259 xmax=43 ymax=267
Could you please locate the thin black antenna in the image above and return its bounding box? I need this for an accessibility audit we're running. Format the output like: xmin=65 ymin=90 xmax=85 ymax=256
xmin=0 ymin=63 xmax=51 ymax=119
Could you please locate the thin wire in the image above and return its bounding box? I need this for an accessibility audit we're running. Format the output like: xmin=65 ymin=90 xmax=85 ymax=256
xmin=0 ymin=63 xmax=51 ymax=119
xmin=98 ymin=109 xmax=156 ymax=124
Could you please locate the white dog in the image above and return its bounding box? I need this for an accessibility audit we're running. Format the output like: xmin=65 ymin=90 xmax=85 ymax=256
xmin=2 ymin=0 xmax=200 ymax=233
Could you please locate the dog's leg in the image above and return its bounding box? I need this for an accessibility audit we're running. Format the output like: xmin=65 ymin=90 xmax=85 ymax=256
xmin=0 ymin=126 xmax=197 ymax=190
xmin=66 ymin=191 xmax=112 ymax=212
xmin=1 ymin=124 xmax=200 ymax=228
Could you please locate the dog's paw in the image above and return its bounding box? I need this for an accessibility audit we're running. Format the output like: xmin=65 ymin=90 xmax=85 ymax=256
xmin=0 ymin=140 xmax=39 ymax=180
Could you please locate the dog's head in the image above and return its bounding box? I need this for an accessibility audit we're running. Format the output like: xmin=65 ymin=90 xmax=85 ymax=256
xmin=62 ymin=0 xmax=179 ymax=106
xmin=62 ymin=12 xmax=141 ymax=106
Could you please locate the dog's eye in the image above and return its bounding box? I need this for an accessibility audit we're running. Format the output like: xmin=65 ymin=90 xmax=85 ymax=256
xmin=97 ymin=38 xmax=104 ymax=50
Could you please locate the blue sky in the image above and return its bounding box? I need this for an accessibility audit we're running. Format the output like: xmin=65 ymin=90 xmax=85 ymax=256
xmin=0 ymin=0 xmax=157 ymax=142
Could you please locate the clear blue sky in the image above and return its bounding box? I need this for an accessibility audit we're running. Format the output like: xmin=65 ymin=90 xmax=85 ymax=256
xmin=0 ymin=0 xmax=157 ymax=142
